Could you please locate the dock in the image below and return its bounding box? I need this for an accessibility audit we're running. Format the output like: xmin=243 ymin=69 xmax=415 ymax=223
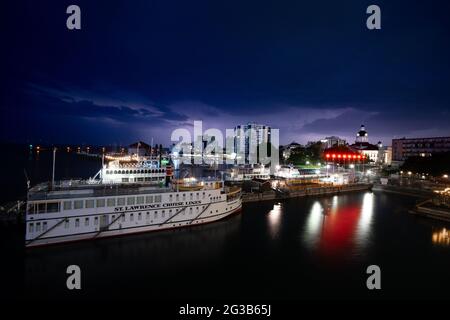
xmin=242 ymin=183 xmax=372 ymax=203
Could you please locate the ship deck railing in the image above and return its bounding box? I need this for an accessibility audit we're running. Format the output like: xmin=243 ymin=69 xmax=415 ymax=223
xmin=27 ymin=178 xmax=226 ymax=201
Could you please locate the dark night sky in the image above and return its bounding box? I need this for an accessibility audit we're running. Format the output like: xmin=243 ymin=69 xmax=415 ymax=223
xmin=1 ymin=0 xmax=450 ymax=146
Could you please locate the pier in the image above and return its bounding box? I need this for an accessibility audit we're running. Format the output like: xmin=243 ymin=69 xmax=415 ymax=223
xmin=242 ymin=183 xmax=372 ymax=203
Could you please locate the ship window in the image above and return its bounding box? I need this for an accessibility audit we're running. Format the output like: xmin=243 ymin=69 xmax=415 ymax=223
xmin=96 ymin=199 xmax=106 ymax=207
xmin=46 ymin=202 xmax=60 ymax=213
xmin=117 ymin=198 xmax=125 ymax=206
xmin=114 ymin=170 xmax=117 ymax=174
xmin=85 ymin=218 xmax=89 ymax=226
xmin=85 ymin=199 xmax=95 ymax=209
xmin=154 ymin=212 xmax=157 ymax=219
xmin=130 ymin=213 xmax=134 ymax=221
xmin=145 ymin=196 xmax=153 ymax=203
xmin=112 ymin=215 xmax=115 ymax=221
xmin=43 ymin=222 xmax=47 ymax=231
xmin=75 ymin=219 xmax=80 ymax=227
xmin=27 ymin=203 xmax=36 ymax=214
xmin=107 ymin=198 xmax=116 ymax=207
xmin=122 ymin=178 xmax=129 ymax=183
xmin=155 ymin=195 xmax=162 ymax=203
xmin=28 ymin=223 xmax=34 ymax=233
xmin=196 ymin=193 xmax=199 ymax=200
xmin=136 ymin=196 xmax=145 ymax=204
xmin=127 ymin=197 xmax=135 ymax=205
xmin=74 ymin=200 xmax=83 ymax=209
xmin=65 ymin=220 xmax=69 ymax=228
xmin=138 ymin=213 xmax=142 ymax=220
xmin=38 ymin=203 xmax=46 ymax=214
xmin=36 ymin=222 xmax=41 ymax=232
xmin=121 ymin=215 xmax=125 ymax=222
xmin=137 ymin=177 xmax=144 ymax=182
xmin=146 ymin=212 xmax=150 ymax=219
xmin=63 ymin=201 xmax=72 ymax=210
xmin=190 ymin=194 xmax=193 ymax=200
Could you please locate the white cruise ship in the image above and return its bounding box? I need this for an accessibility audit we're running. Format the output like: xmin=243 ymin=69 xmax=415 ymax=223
xmin=224 ymin=165 xmax=271 ymax=182
xmin=25 ymin=159 xmax=242 ymax=247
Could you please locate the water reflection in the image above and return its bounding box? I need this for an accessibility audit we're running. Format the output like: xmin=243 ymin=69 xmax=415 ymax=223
xmin=356 ymin=193 xmax=374 ymax=243
xmin=432 ymin=228 xmax=450 ymax=246
xmin=303 ymin=192 xmax=375 ymax=258
xmin=267 ymin=203 xmax=282 ymax=238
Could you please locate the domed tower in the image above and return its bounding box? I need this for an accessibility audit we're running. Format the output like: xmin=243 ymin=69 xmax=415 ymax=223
xmin=356 ymin=125 xmax=368 ymax=143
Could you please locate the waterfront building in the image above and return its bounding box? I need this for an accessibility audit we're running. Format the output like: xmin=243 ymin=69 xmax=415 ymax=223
xmin=234 ymin=123 xmax=271 ymax=164
xmin=378 ymin=144 xmax=392 ymax=165
xmin=392 ymin=136 xmax=450 ymax=161
xmin=349 ymin=125 xmax=380 ymax=163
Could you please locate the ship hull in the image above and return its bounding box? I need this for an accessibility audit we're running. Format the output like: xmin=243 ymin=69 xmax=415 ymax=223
xmin=26 ymin=203 xmax=242 ymax=248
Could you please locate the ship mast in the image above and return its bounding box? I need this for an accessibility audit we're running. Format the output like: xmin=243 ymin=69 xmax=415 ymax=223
xmin=51 ymin=147 xmax=56 ymax=189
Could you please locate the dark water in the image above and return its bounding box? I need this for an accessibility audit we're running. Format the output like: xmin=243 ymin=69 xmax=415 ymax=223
xmin=2 ymin=145 xmax=450 ymax=300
